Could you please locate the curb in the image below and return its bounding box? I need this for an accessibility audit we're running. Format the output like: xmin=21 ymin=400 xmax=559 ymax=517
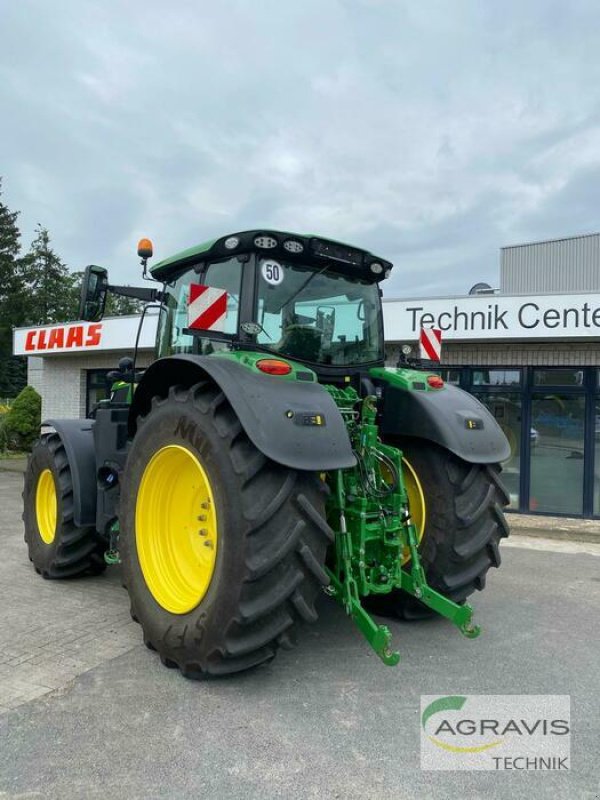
xmin=0 ymin=461 xmax=27 ymax=474
xmin=507 ymin=515 xmax=600 ymax=544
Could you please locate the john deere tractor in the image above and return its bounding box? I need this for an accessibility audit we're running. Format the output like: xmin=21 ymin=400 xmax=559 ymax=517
xmin=23 ymin=230 xmax=510 ymax=676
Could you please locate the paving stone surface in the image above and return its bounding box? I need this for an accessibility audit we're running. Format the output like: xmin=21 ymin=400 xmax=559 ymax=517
xmin=0 ymin=471 xmax=139 ymax=713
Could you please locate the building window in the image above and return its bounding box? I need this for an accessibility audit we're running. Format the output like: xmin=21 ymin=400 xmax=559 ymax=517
xmin=438 ymin=368 xmax=461 ymax=385
xmin=473 ymin=391 xmax=522 ymax=509
xmin=533 ymin=369 xmax=584 ymax=387
xmin=472 ymin=369 xmax=521 ymax=387
xmin=530 ymin=394 xmax=585 ymax=515
xmin=594 ymin=398 xmax=600 ymax=516
xmin=86 ymin=370 xmax=111 ymax=416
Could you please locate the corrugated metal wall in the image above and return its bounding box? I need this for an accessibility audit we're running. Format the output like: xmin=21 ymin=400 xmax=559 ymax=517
xmin=501 ymin=233 xmax=600 ymax=294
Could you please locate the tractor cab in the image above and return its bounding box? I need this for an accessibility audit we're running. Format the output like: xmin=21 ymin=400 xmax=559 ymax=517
xmin=150 ymin=230 xmax=392 ymax=384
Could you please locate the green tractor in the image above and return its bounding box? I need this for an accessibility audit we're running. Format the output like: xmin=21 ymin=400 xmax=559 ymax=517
xmin=23 ymin=230 xmax=510 ymax=676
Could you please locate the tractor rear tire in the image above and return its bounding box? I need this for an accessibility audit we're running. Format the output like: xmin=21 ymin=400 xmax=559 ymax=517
xmin=23 ymin=434 xmax=106 ymax=578
xmin=369 ymin=438 xmax=509 ymax=620
xmin=119 ymin=382 xmax=332 ymax=678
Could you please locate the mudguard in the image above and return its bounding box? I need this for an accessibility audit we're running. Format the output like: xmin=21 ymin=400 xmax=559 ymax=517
xmin=41 ymin=418 xmax=97 ymax=527
xmin=378 ymin=380 xmax=511 ymax=464
xmin=129 ymin=355 xmax=356 ymax=471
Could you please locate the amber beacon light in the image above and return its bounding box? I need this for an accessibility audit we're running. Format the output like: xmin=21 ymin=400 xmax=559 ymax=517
xmin=137 ymin=238 xmax=154 ymax=259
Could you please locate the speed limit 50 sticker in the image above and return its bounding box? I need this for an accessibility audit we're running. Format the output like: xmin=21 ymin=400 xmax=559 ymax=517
xmin=261 ymin=260 xmax=284 ymax=286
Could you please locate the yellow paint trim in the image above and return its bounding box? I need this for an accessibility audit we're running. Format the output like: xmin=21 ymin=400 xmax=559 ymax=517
xmin=35 ymin=468 xmax=57 ymax=545
xmin=402 ymin=456 xmax=426 ymax=564
xmin=136 ymin=444 xmax=218 ymax=615
xmin=428 ymin=735 xmax=503 ymax=753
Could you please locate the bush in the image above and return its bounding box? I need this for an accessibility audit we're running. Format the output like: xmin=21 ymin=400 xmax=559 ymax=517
xmin=3 ymin=386 xmax=41 ymax=451
xmin=0 ymin=401 xmax=11 ymax=453
xmin=0 ymin=417 xmax=8 ymax=453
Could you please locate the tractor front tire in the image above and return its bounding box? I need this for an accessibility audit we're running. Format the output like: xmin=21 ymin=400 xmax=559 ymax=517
xmin=23 ymin=434 xmax=106 ymax=578
xmin=370 ymin=439 xmax=509 ymax=620
xmin=120 ymin=382 xmax=332 ymax=678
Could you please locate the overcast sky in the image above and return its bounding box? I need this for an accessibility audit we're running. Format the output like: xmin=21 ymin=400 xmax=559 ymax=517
xmin=2 ymin=0 xmax=600 ymax=298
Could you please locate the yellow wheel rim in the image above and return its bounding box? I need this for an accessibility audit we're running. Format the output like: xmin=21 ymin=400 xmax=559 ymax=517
xmin=135 ymin=444 xmax=218 ymax=615
xmin=402 ymin=456 xmax=426 ymax=564
xmin=35 ymin=468 xmax=57 ymax=545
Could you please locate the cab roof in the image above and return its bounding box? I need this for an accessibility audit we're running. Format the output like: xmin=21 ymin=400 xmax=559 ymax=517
xmin=150 ymin=229 xmax=392 ymax=282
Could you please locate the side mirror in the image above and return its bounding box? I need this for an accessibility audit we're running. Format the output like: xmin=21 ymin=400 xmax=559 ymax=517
xmin=79 ymin=265 xmax=108 ymax=321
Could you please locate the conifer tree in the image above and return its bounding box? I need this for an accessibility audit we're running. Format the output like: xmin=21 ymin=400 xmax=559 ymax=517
xmin=0 ymin=179 xmax=25 ymax=396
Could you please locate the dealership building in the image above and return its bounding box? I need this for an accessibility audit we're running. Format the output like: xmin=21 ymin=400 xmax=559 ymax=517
xmin=14 ymin=232 xmax=600 ymax=518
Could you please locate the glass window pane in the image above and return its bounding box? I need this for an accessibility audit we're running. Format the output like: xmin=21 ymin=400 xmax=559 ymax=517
xmin=256 ymin=260 xmax=383 ymax=366
xmin=533 ymin=369 xmax=584 ymax=387
xmin=474 ymin=392 xmax=521 ymax=509
xmin=594 ymin=400 xmax=600 ymax=516
xmin=530 ymin=395 xmax=585 ymax=514
xmin=86 ymin=370 xmax=111 ymax=416
xmin=438 ymin=369 xmax=461 ymax=385
xmin=204 ymin=258 xmax=242 ymax=335
xmin=158 ymin=259 xmax=242 ymax=357
xmin=472 ymin=369 xmax=521 ymax=387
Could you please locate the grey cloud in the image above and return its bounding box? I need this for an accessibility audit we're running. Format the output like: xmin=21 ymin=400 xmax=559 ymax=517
xmin=2 ymin=0 xmax=600 ymax=297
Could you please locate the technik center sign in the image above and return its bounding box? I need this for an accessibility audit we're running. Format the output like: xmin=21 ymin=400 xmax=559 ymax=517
xmin=383 ymin=292 xmax=600 ymax=342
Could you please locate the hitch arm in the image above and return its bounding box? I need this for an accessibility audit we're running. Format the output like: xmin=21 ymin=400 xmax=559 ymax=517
xmin=326 ymin=570 xmax=400 ymax=666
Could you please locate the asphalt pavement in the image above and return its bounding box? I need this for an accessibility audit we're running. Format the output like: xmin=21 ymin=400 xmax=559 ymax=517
xmin=0 ymin=469 xmax=599 ymax=799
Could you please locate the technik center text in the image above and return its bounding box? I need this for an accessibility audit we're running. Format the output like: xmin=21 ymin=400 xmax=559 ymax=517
xmin=406 ymin=302 xmax=600 ymax=332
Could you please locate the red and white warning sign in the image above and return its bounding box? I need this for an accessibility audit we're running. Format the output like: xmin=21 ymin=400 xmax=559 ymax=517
xmin=188 ymin=284 xmax=228 ymax=332
xmin=419 ymin=327 xmax=442 ymax=361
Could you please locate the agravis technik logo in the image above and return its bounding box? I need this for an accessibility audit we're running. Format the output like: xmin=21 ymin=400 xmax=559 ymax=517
xmin=420 ymin=695 xmax=570 ymax=771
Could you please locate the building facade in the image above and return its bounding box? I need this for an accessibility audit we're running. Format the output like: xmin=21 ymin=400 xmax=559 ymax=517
xmin=13 ymin=316 xmax=157 ymax=421
xmin=385 ymin=233 xmax=600 ymax=519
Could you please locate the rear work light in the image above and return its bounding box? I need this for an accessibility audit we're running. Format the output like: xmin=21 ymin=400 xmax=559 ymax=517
xmin=254 ymin=235 xmax=278 ymax=249
xmin=256 ymin=359 xmax=292 ymax=376
xmin=427 ymin=375 xmax=444 ymax=389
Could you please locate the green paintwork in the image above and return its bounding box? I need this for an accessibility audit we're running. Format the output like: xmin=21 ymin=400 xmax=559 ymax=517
xmin=370 ymin=365 xmax=445 ymax=392
xmin=323 ymin=385 xmax=480 ymax=665
xmin=103 ymin=520 xmax=121 ymax=565
xmin=210 ymin=350 xmax=317 ymax=382
xmin=151 ymin=237 xmax=220 ymax=274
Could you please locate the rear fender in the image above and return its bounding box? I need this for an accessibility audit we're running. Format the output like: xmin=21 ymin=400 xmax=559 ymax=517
xmin=378 ymin=380 xmax=511 ymax=464
xmin=128 ymin=355 xmax=356 ymax=471
xmin=42 ymin=419 xmax=97 ymax=527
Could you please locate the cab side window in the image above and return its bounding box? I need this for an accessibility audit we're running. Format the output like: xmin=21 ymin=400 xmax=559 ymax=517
xmin=204 ymin=258 xmax=242 ymax=335
xmin=157 ymin=258 xmax=243 ymax=358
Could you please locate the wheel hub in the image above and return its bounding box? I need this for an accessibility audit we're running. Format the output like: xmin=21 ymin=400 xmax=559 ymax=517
xmin=35 ymin=468 xmax=57 ymax=545
xmin=135 ymin=444 xmax=218 ymax=614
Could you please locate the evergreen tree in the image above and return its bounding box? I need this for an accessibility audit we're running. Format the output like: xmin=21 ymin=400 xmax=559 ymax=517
xmin=69 ymin=271 xmax=142 ymax=318
xmin=0 ymin=178 xmax=25 ymax=397
xmin=104 ymin=292 xmax=143 ymax=316
xmin=68 ymin=269 xmax=143 ymax=317
xmin=17 ymin=225 xmax=79 ymax=326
